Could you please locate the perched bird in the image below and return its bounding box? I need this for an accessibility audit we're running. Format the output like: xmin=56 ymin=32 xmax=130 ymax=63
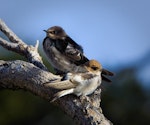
xmin=45 ymin=60 xmax=102 ymax=102
xmin=43 ymin=26 xmax=114 ymax=82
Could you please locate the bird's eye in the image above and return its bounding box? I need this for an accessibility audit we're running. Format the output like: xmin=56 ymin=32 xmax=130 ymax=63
xmin=50 ymin=31 xmax=57 ymax=34
xmin=91 ymin=66 xmax=98 ymax=70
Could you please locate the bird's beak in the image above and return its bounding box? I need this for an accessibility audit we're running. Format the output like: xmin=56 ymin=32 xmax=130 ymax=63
xmin=43 ymin=30 xmax=48 ymax=33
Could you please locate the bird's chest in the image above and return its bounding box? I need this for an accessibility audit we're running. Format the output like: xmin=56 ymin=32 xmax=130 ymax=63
xmin=45 ymin=42 xmax=75 ymax=71
xmin=75 ymin=76 xmax=100 ymax=96
xmin=50 ymin=46 xmax=70 ymax=65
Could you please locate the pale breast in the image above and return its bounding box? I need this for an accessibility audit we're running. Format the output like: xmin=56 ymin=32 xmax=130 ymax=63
xmin=74 ymin=75 xmax=101 ymax=96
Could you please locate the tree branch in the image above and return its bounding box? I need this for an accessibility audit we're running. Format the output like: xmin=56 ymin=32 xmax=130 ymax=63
xmin=0 ymin=19 xmax=113 ymax=125
xmin=0 ymin=19 xmax=47 ymax=70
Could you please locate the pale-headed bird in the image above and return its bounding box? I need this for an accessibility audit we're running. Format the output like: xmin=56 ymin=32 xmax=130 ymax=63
xmin=43 ymin=26 xmax=114 ymax=82
xmin=45 ymin=60 xmax=102 ymax=102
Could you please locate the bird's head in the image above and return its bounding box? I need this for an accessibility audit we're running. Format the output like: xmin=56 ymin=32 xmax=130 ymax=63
xmin=84 ymin=60 xmax=102 ymax=74
xmin=44 ymin=26 xmax=67 ymax=39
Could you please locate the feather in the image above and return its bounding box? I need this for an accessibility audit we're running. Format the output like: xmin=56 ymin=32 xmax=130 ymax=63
xmin=44 ymin=80 xmax=77 ymax=90
xmin=51 ymin=88 xmax=74 ymax=102
xmin=102 ymin=68 xmax=114 ymax=76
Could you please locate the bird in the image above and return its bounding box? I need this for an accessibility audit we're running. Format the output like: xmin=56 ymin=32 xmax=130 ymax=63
xmin=44 ymin=60 xmax=102 ymax=102
xmin=43 ymin=26 xmax=114 ymax=82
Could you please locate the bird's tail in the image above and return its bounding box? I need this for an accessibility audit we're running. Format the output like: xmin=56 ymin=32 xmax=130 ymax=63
xmin=101 ymin=68 xmax=114 ymax=82
xmin=102 ymin=68 xmax=114 ymax=76
xmin=51 ymin=88 xmax=74 ymax=102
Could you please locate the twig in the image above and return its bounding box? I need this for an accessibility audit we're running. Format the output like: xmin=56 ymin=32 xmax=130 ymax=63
xmin=0 ymin=19 xmax=24 ymax=44
xmin=0 ymin=19 xmax=47 ymax=70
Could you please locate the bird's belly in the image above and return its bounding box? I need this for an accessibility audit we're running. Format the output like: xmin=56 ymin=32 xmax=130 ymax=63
xmin=82 ymin=83 xmax=98 ymax=95
xmin=44 ymin=46 xmax=76 ymax=72
xmin=75 ymin=77 xmax=100 ymax=96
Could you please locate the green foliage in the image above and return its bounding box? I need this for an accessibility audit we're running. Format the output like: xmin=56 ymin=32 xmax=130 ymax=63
xmin=0 ymin=90 xmax=73 ymax=125
xmin=101 ymin=68 xmax=150 ymax=125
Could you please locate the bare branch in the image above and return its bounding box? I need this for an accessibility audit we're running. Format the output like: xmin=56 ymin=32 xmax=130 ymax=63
xmin=35 ymin=40 xmax=39 ymax=51
xmin=0 ymin=19 xmax=24 ymax=44
xmin=0 ymin=19 xmax=47 ymax=70
xmin=0 ymin=37 xmax=18 ymax=50
xmin=0 ymin=60 xmax=112 ymax=125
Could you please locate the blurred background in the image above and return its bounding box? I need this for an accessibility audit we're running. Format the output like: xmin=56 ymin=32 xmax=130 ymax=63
xmin=0 ymin=0 xmax=150 ymax=125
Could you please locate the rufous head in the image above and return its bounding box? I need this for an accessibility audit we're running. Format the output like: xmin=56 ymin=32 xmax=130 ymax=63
xmin=84 ymin=60 xmax=102 ymax=73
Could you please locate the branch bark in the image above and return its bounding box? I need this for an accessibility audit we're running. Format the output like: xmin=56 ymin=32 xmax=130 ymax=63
xmin=0 ymin=19 xmax=113 ymax=125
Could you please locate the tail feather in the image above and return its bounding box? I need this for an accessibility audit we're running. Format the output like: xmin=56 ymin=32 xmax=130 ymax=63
xmin=102 ymin=75 xmax=112 ymax=82
xmin=102 ymin=68 xmax=114 ymax=76
xmin=51 ymin=88 xmax=74 ymax=102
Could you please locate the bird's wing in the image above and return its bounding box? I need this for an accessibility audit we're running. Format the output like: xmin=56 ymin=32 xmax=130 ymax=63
xmin=51 ymin=88 xmax=74 ymax=102
xmin=66 ymin=47 xmax=89 ymax=64
xmin=66 ymin=36 xmax=83 ymax=53
xmin=102 ymin=68 xmax=114 ymax=76
xmin=43 ymin=37 xmax=52 ymax=50
xmin=64 ymin=36 xmax=89 ymax=65
xmin=44 ymin=80 xmax=77 ymax=90
xmin=65 ymin=45 xmax=82 ymax=60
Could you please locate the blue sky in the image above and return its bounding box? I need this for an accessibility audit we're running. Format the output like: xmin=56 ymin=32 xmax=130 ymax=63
xmin=0 ymin=0 xmax=150 ymax=84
